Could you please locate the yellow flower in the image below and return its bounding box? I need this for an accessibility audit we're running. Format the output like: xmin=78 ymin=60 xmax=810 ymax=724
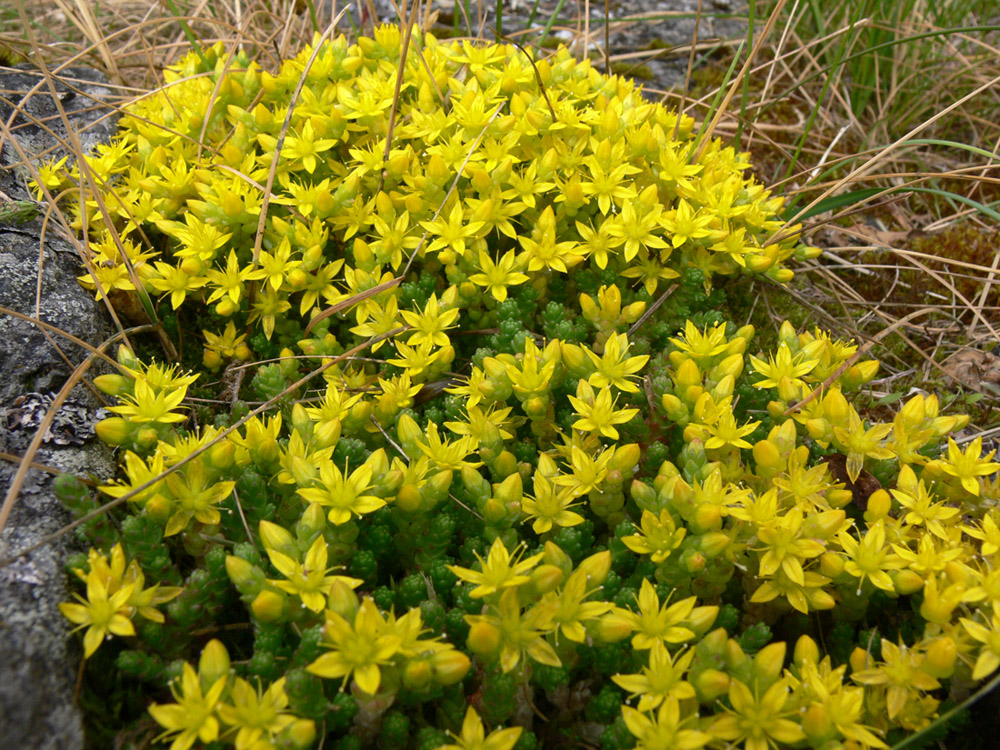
xmin=464 ymin=588 xmax=561 ymax=672
xmin=59 ymin=568 xmax=136 ymax=658
xmin=261 ymin=529 xmax=361 ymax=612
xmin=586 ymin=332 xmax=649 ymax=393
xmin=468 ymin=250 xmax=529 ymax=302
xmin=148 ymin=662 xmax=226 ymax=750
xmin=622 ymin=509 xmax=687 ymax=564
xmin=838 ymin=521 xmax=905 ymax=594
xmin=711 ymin=679 xmax=806 ymax=750
xmin=851 ymin=639 xmax=941 ymax=719
xmin=521 ymin=472 xmax=585 ymax=535
xmin=937 ymin=437 xmax=1000 ymax=497
xmin=401 ymin=292 xmax=461 ymax=348
xmin=750 ymin=342 xmax=818 ymax=390
xmin=621 ymin=697 xmax=711 ymax=750
xmin=568 ymin=380 xmax=639 ymax=440
xmin=296 ymin=459 xmax=385 ymax=525
xmin=613 ymin=642 xmax=696 ymax=711
xmin=603 ymin=579 xmax=707 ymax=650
xmin=960 ymin=603 xmax=1000 ymax=680
xmin=447 ymin=537 xmax=543 ymax=599
xmin=307 ymin=598 xmax=401 ymax=695
xmin=108 ymin=377 xmax=188 ymax=424
xmin=438 ymin=706 xmax=522 ymax=750
xmin=216 ymin=676 xmax=299 ymax=750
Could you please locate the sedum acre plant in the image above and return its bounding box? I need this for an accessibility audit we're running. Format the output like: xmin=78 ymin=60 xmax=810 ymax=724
xmin=39 ymin=25 xmax=1000 ymax=750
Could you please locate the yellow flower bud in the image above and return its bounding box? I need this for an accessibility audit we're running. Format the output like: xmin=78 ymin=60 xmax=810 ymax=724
xmin=403 ymin=658 xmax=433 ymax=690
xmin=145 ymin=493 xmax=172 ymax=522
xmin=819 ymin=552 xmax=845 ymax=579
xmin=206 ymin=439 xmax=235 ymax=471
xmin=698 ymin=532 xmax=730 ymax=559
xmin=327 ymin=579 xmax=360 ymax=621
xmin=493 ymin=472 xmax=523 ymax=505
xmin=693 ymin=668 xmax=730 ymax=701
xmin=395 ymin=484 xmax=423 ymax=513
xmin=589 ymin=614 xmax=632 ymax=643
xmin=225 ymin=555 xmax=264 ymax=594
xmin=482 ymin=498 xmax=508 ymax=524
xmin=688 ymin=605 xmax=719 ymax=636
xmin=675 ymin=358 xmax=702 ymax=390
xmin=543 ymin=541 xmax=574 ymax=575
xmin=95 ymin=417 xmax=131 ymax=445
xmin=923 ymin=636 xmax=957 ymax=679
xmin=490 ymin=450 xmax=518 ymax=478
xmin=198 ymin=639 xmax=231 ymax=691
xmin=841 ymin=360 xmax=880 ymax=389
xmin=277 ymin=719 xmax=317 ymax=750
xmin=467 ymin=621 xmax=501 ymax=657
xmin=794 ymin=635 xmax=820 ymax=668
xmin=250 ymin=589 xmax=286 ymax=623
xmin=611 ymin=443 xmax=641 ymax=473
xmin=203 ymin=348 xmax=223 ymax=370
xmin=801 ymin=704 xmax=834 ymax=743
xmin=849 ymin=646 xmax=874 ymax=674
xmin=577 ymin=550 xmax=611 ymax=587
xmin=753 ymin=642 xmax=786 ymax=685
xmin=93 ymin=373 xmax=132 ymax=397
xmin=429 ymin=649 xmax=471 ymax=685
xmin=753 ymin=439 xmax=783 ymax=474
xmin=526 ymin=564 xmax=564 ymax=598
xmin=863 ymin=490 xmax=892 ymax=523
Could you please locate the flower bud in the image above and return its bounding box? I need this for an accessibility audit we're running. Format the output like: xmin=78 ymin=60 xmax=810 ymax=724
xmin=841 ymin=360 xmax=880 ymax=389
xmin=611 ymin=443 xmax=641 ymax=474
xmin=543 ymin=541 xmax=573 ymax=575
xmin=277 ymin=719 xmax=318 ymax=750
xmin=206 ymin=439 xmax=236 ymax=471
xmin=590 ymin=613 xmax=633 ymax=643
xmin=801 ymin=704 xmax=834 ymax=743
xmin=467 ymin=621 xmax=501 ymax=657
xmin=403 ymin=658 xmax=433 ymax=690
xmin=526 ymin=564 xmax=564 ymax=597
xmin=693 ymin=668 xmax=730 ymax=701
xmin=892 ymin=569 xmax=924 ymax=596
xmin=688 ymin=605 xmax=719 ymax=637
xmin=753 ymin=439 xmax=783 ymax=475
xmin=753 ymin=642 xmax=786 ymax=686
xmin=577 ymin=550 xmax=611 ymax=587
xmin=849 ymin=646 xmax=874 ymax=674
xmin=490 ymin=450 xmax=518 ymax=479
xmin=259 ymin=520 xmax=295 ymax=555
xmin=94 ymin=373 xmax=132 ymax=397
xmin=482 ymin=498 xmax=508 ymax=524
xmin=95 ymin=417 xmax=131 ymax=445
xmin=225 ymin=555 xmax=264 ymax=595
xmin=698 ymin=532 xmax=730 ymax=559
xmin=251 ymin=589 xmax=287 ymax=623
xmin=199 ymin=639 xmax=231 ymax=691
xmin=327 ymin=580 xmax=360 ymax=621
xmin=802 ymin=510 xmax=847 ymax=540
xmin=675 ymin=359 xmax=702 ymax=390
xmin=661 ymin=393 xmax=688 ymax=423
xmin=818 ymin=552 xmax=845 ymax=579
xmin=794 ymin=635 xmax=820 ymax=668
xmin=864 ymin=490 xmax=892 ymax=523
xmin=395 ymin=484 xmax=423 ymax=513
xmin=430 ymin=649 xmax=471 ymax=685
xmin=923 ymin=636 xmax=957 ymax=679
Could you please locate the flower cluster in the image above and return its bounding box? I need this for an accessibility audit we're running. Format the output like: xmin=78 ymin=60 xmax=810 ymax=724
xmin=48 ymin=26 xmax=1000 ymax=750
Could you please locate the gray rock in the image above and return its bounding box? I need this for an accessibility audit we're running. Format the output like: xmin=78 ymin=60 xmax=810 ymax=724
xmin=0 ymin=64 xmax=118 ymax=750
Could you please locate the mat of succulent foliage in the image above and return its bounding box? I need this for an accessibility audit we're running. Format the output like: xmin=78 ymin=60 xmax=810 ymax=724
xmin=38 ymin=26 xmax=1000 ymax=750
